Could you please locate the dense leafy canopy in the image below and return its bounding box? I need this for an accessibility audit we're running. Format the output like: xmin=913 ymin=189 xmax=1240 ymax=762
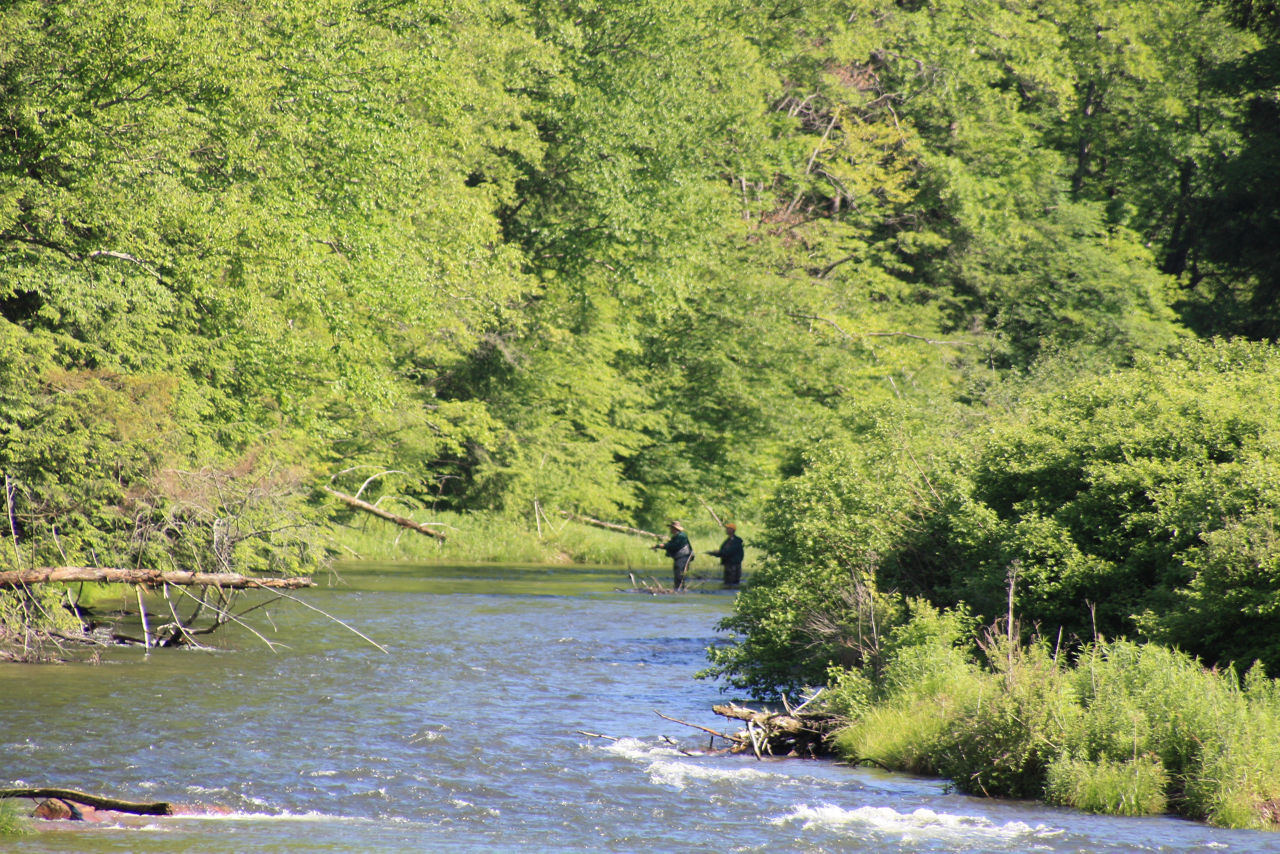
xmin=1 ymin=0 xmax=1279 ymax=677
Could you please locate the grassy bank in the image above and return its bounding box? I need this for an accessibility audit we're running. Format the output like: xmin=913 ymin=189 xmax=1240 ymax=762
xmin=324 ymin=511 xmax=743 ymax=575
xmin=0 ymin=800 xmax=29 ymax=838
xmin=820 ymin=602 xmax=1280 ymax=830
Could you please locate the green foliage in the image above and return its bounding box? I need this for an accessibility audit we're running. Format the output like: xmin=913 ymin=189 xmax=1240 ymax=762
xmin=1045 ymin=755 xmax=1169 ymax=817
xmin=0 ymin=0 xmax=544 ymax=639
xmin=817 ymin=665 xmax=874 ymax=722
xmin=931 ymin=640 xmax=1080 ymax=799
xmin=718 ymin=339 xmax=1280 ymax=689
xmin=956 ymin=340 xmax=1280 ymax=665
xmin=702 ymin=394 xmax=979 ymax=697
xmin=327 ymin=511 xmax=674 ymax=569
xmin=0 ymin=799 xmax=29 ymax=838
xmin=828 ymin=604 xmax=1280 ymax=828
xmin=831 ymin=602 xmax=981 ymax=776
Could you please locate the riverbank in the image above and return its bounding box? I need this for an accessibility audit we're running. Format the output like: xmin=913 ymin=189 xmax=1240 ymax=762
xmin=325 ymin=511 xmax=745 ymax=577
xmin=818 ymin=602 xmax=1280 ymax=831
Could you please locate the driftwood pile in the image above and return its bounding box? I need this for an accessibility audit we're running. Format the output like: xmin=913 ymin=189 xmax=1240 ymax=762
xmin=710 ymin=702 xmax=841 ymax=758
xmin=655 ymin=693 xmax=841 ymax=759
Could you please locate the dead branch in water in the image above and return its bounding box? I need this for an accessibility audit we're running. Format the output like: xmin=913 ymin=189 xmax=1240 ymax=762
xmin=710 ymin=702 xmax=840 ymax=758
xmin=0 ymin=787 xmax=172 ymax=816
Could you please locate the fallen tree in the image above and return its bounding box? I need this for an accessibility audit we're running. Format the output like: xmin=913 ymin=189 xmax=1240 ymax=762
xmin=0 ymin=787 xmax=172 ymax=816
xmin=0 ymin=568 xmax=313 ymax=589
xmin=323 ymin=486 xmax=446 ymax=541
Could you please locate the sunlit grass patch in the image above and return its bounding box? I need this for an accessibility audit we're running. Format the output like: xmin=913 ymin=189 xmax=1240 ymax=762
xmin=834 ymin=695 xmax=959 ymax=777
xmin=324 ymin=511 xmax=709 ymax=570
xmin=1045 ymin=755 xmax=1168 ymax=816
xmin=0 ymin=799 xmax=30 ymax=838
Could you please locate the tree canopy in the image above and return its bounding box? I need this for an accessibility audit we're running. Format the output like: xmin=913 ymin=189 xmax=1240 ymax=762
xmin=3 ymin=0 xmax=1280 ymax=672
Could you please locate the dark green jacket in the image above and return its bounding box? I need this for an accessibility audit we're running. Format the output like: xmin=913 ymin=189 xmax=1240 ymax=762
xmin=661 ymin=531 xmax=691 ymax=557
xmin=710 ymin=535 xmax=743 ymax=565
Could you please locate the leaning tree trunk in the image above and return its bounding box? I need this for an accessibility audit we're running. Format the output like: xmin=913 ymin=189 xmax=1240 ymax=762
xmin=0 ymin=568 xmax=313 ymax=589
xmin=322 ymin=487 xmax=447 ymax=541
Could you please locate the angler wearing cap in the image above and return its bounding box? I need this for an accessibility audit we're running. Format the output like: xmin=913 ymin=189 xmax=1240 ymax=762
xmin=707 ymin=523 xmax=744 ymax=586
xmin=652 ymin=521 xmax=694 ymax=590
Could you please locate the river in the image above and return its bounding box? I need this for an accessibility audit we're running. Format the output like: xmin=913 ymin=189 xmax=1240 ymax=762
xmin=3 ymin=562 xmax=1279 ymax=853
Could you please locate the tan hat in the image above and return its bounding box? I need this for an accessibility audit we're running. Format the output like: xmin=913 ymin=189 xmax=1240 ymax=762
xmin=668 ymin=521 xmax=684 ymax=532
xmin=724 ymin=523 xmax=736 ymax=532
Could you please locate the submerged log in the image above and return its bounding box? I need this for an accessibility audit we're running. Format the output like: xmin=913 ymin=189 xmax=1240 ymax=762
xmin=0 ymin=568 xmax=314 ymax=589
xmin=323 ymin=486 xmax=446 ymax=541
xmin=0 ymin=787 xmax=173 ymax=816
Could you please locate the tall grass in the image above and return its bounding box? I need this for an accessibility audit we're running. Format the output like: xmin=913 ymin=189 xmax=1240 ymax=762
xmin=0 ymin=799 xmax=30 ymax=838
xmin=826 ymin=603 xmax=1280 ymax=829
xmin=325 ymin=511 xmax=736 ymax=573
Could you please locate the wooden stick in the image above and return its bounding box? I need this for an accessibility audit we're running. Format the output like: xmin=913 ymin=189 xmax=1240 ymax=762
xmin=136 ymin=586 xmax=151 ymax=649
xmin=0 ymin=568 xmax=314 ymax=589
xmin=654 ymin=710 xmax=741 ymax=743
xmin=698 ymin=498 xmax=724 ymax=528
xmin=257 ymin=585 xmax=389 ymax=654
xmin=0 ymin=787 xmax=172 ymax=816
xmin=322 ymin=486 xmax=446 ymax=541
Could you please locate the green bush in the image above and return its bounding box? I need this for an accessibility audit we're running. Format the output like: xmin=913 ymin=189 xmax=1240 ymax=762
xmin=832 ymin=601 xmax=981 ymax=776
xmin=828 ymin=610 xmax=1280 ymax=829
xmin=953 ymin=340 xmax=1280 ymax=671
xmin=704 ymin=401 xmax=969 ymax=698
xmin=714 ymin=339 xmax=1280 ymax=704
xmin=933 ymin=639 xmax=1078 ymax=799
xmin=1045 ymin=755 xmax=1168 ymax=816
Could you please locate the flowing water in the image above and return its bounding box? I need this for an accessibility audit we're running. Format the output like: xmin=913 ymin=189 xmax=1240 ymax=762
xmin=3 ymin=562 xmax=1280 ymax=853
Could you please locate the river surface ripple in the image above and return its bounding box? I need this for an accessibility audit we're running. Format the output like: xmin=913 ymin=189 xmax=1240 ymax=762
xmin=3 ymin=563 xmax=1279 ymax=853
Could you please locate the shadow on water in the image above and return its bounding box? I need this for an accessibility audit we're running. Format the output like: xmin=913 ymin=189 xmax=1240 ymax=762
xmin=3 ymin=562 xmax=1280 ymax=853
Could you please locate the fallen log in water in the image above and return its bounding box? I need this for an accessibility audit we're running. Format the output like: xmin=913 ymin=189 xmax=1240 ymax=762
xmin=323 ymin=486 xmax=446 ymax=541
xmin=0 ymin=568 xmax=314 ymax=589
xmin=0 ymin=787 xmax=173 ymax=816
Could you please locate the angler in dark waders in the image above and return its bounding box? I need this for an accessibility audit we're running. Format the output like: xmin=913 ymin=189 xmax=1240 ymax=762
xmin=653 ymin=521 xmax=694 ymax=590
xmin=707 ymin=522 xmax=744 ymax=586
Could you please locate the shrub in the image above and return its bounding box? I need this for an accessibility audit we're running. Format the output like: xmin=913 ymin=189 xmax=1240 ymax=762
xmin=1045 ymin=755 xmax=1168 ymax=816
xmin=831 ymin=628 xmax=1280 ymax=829
xmin=832 ymin=601 xmax=981 ymax=776
xmin=933 ymin=639 xmax=1078 ymax=799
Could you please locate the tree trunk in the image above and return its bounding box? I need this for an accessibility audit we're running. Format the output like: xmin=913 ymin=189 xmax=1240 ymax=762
xmin=323 ymin=486 xmax=446 ymax=541
xmin=0 ymin=568 xmax=314 ymax=589
xmin=0 ymin=787 xmax=173 ymax=816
